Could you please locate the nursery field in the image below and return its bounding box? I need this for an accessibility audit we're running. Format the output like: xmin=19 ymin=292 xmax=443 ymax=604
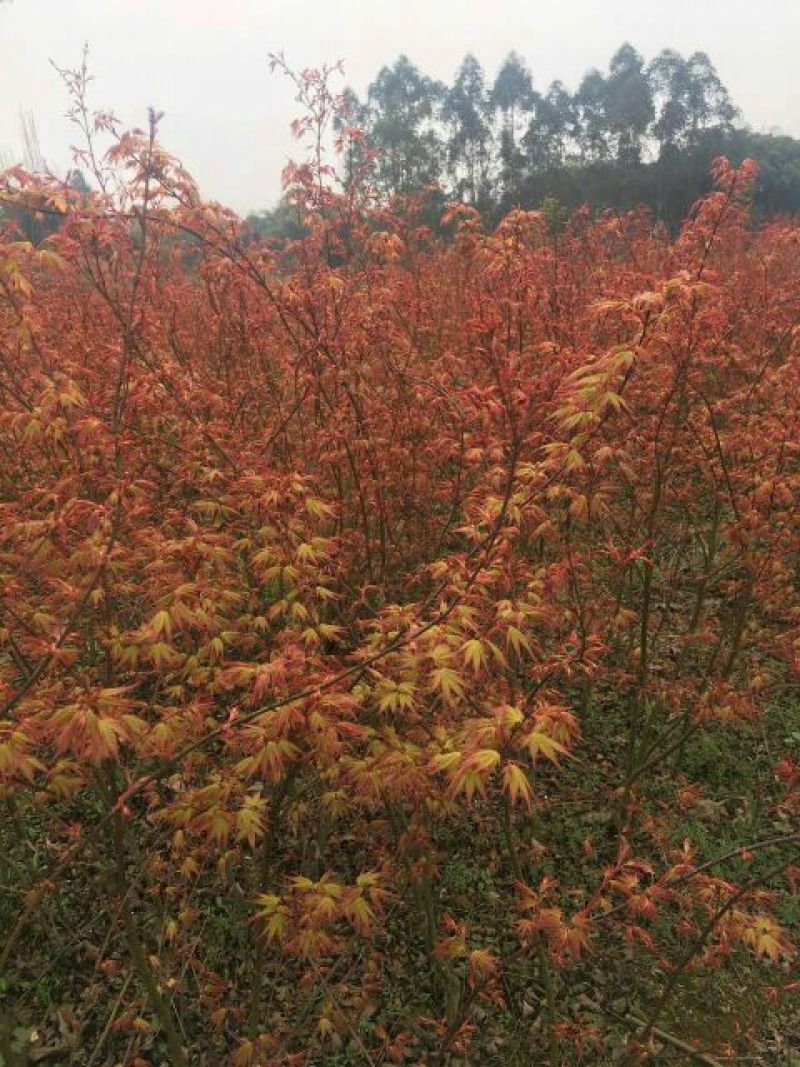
xmin=1 ymin=74 xmax=800 ymax=1066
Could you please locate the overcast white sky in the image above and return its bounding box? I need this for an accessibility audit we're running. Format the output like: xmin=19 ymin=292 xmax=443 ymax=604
xmin=1 ymin=0 xmax=797 ymax=214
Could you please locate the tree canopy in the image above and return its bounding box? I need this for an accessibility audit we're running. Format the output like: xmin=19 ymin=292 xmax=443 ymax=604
xmin=321 ymin=42 xmax=798 ymax=228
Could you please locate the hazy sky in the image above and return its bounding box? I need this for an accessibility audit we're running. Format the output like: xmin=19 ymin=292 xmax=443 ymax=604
xmin=1 ymin=0 xmax=797 ymax=214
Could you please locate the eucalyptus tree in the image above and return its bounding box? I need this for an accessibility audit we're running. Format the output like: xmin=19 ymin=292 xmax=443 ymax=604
xmin=574 ymin=68 xmax=610 ymax=162
xmin=684 ymin=51 xmax=738 ymax=140
xmin=603 ymin=43 xmax=654 ymax=165
xmin=648 ymin=48 xmax=691 ymax=156
xmin=491 ymin=51 xmax=535 ymax=197
xmin=523 ymin=80 xmax=577 ymax=168
xmin=365 ymin=55 xmax=445 ymax=198
xmin=442 ymin=54 xmax=493 ymax=205
xmin=649 ymin=48 xmax=737 ymax=157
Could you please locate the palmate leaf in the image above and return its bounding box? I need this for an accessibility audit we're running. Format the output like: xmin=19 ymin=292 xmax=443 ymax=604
xmin=376 ymin=678 xmax=416 ymax=715
xmin=467 ymin=948 xmax=499 ymax=988
xmin=235 ymin=796 xmax=266 ymax=848
xmin=449 ymin=749 xmax=501 ymax=802
xmin=522 ymin=730 xmax=569 ymax=765
xmin=430 ymin=750 xmax=462 ymax=773
xmin=464 ymin=748 xmax=502 ymax=774
xmin=255 ymin=894 xmax=289 ymax=943
xmin=502 ymin=761 xmax=534 ymax=811
xmin=506 ymin=625 xmax=531 ymax=657
xmin=742 ymin=915 xmax=793 ymax=962
xmin=460 ymin=638 xmax=487 ymax=674
xmin=431 ymin=666 xmax=465 ymax=704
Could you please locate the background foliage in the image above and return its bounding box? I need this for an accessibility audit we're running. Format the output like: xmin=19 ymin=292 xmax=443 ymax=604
xmin=248 ymin=44 xmax=800 ymax=240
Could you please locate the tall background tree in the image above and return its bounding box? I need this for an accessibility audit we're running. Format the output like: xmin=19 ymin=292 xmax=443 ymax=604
xmin=574 ymin=67 xmax=610 ymax=162
xmin=259 ymin=42 xmax=799 ymax=234
xmin=491 ymin=51 xmax=535 ymax=199
xmin=603 ymin=43 xmax=654 ymax=164
xmin=363 ymin=55 xmax=444 ymax=198
xmin=523 ymin=80 xmax=575 ymax=169
xmin=442 ymin=54 xmax=493 ymax=207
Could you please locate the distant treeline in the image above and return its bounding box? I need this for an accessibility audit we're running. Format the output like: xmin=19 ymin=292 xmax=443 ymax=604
xmin=249 ymin=43 xmax=800 ymax=235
